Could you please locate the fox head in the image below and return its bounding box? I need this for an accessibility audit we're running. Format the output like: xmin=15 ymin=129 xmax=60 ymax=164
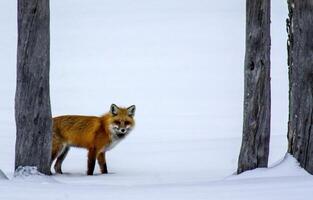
xmin=109 ymin=104 xmax=136 ymax=139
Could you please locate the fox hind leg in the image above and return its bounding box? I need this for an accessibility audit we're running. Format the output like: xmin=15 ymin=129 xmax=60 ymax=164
xmin=51 ymin=134 xmax=63 ymax=168
xmin=51 ymin=149 xmax=59 ymax=166
xmin=54 ymin=146 xmax=70 ymax=174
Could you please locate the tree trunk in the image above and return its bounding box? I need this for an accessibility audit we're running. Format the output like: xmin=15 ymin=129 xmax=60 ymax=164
xmin=237 ymin=0 xmax=271 ymax=174
xmin=15 ymin=0 xmax=52 ymax=175
xmin=287 ymin=0 xmax=313 ymax=174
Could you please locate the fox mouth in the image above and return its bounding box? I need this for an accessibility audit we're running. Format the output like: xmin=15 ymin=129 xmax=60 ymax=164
xmin=116 ymin=133 xmax=126 ymax=139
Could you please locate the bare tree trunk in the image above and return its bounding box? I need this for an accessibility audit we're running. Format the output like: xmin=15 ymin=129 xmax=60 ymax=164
xmin=237 ymin=0 xmax=271 ymax=174
xmin=15 ymin=0 xmax=52 ymax=175
xmin=287 ymin=0 xmax=313 ymax=174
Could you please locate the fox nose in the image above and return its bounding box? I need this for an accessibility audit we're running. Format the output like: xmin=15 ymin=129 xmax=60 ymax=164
xmin=121 ymin=128 xmax=126 ymax=133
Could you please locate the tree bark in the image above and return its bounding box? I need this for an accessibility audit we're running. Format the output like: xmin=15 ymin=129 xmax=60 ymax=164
xmin=15 ymin=0 xmax=52 ymax=175
xmin=287 ymin=0 xmax=313 ymax=174
xmin=237 ymin=0 xmax=271 ymax=174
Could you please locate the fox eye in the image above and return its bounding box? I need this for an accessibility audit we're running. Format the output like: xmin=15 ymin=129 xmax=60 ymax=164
xmin=125 ymin=121 xmax=131 ymax=126
xmin=114 ymin=120 xmax=121 ymax=125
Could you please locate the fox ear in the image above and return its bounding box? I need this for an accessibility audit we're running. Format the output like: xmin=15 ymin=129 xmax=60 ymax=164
xmin=127 ymin=105 xmax=136 ymax=117
xmin=110 ymin=104 xmax=119 ymax=116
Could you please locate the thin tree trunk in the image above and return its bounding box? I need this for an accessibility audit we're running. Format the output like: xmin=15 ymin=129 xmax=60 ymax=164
xmin=287 ymin=0 xmax=313 ymax=174
xmin=237 ymin=0 xmax=271 ymax=174
xmin=15 ymin=0 xmax=52 ymax=175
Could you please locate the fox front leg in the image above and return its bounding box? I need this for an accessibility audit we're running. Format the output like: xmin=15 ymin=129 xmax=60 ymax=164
xmin=87 ymin=148 xmax=97 ymax=175
xmin=97 ymin=152 xmax=108 ymax=174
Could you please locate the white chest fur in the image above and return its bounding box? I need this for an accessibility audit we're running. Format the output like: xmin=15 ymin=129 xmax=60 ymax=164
xmin=104 ymin=134 xmax=123 ymax=151
xmin=103 ymin=126 xmax=128 ymax=151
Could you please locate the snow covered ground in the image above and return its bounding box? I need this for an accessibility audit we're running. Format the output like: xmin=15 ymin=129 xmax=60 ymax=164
xmin=1 ymin=0 xmax=313 ymax=199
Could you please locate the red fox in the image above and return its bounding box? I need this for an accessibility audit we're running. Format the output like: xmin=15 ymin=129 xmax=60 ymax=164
xmin=51 ymin=104 xmax=136 ymax=175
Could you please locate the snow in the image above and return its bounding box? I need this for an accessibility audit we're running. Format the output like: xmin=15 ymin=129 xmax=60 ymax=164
xmin=13 ymin=166 xmax=44 ymax=178
xmin=228 ymin=154 xmax=309 ymax=180
xmin=0 ymin=170 xmax=8 ymax=180
xmin=13 ymin=166 xmax=56 ymax=183
xmin=1 ymin=0 xmax=313 ymax=200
